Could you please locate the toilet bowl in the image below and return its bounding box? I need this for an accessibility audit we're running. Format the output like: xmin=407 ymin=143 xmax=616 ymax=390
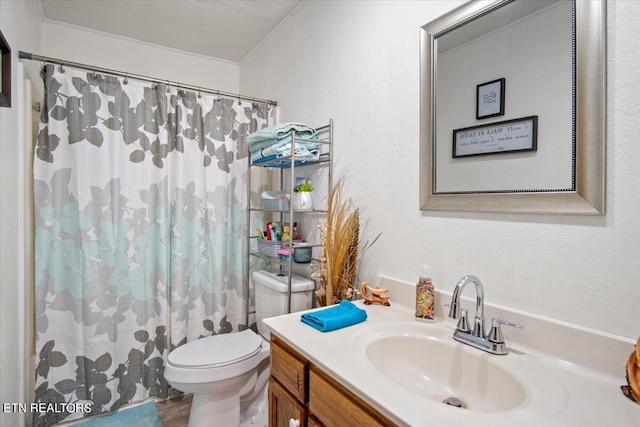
xmin=164 ymin=270 xmax=314 ymax=427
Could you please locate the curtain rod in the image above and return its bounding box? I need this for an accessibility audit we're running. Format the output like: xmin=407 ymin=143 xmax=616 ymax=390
xmin=19 ymin=50 xmax=278 ymax=107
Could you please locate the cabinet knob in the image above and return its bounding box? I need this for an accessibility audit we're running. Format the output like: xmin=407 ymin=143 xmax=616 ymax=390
xmin=289 ymin=419 xmax=301 ymax=427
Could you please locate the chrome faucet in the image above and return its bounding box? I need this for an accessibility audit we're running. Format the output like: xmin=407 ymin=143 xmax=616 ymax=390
xmin=448 ymin=275 xmax=522 ymax=355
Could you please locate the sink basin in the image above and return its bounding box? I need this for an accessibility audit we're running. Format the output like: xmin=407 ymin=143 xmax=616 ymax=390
xmin=367 ymin=334 xmax=525 ymax=412
xmin=349 ymin=321 xmax=567 ymax=419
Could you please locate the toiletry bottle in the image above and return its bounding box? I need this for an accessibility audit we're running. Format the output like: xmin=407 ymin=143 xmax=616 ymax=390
xmin=415 ymin=277 xmax=435 ymax=321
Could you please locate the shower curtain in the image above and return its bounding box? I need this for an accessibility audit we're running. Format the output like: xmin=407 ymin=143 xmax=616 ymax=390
xmin=32 ymin=64 xmax=269 ymax=426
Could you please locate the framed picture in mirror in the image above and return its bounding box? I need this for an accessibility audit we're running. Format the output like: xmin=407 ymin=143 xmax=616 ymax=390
xmin=0 ymin=30 xmax=11 ymax=108
xmin=476 ymin=78 xmax=505 ymax=119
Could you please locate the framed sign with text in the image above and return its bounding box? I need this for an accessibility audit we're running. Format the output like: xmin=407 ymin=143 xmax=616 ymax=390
xmin=453 ymin=116 xmax=538 ymax=158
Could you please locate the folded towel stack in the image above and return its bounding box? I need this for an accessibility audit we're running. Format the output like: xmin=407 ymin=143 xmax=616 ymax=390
xmin=300 ymin=300 xmax=367 ymax=332
xmin=248 ymin=123 xmax=320 ymax=165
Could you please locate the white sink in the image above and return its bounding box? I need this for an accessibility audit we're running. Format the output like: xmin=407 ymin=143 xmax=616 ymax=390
xmin=350 ymin=322 xmax=568 ymax=420
xmin=367 ymin=334 xmax=526 ymax=412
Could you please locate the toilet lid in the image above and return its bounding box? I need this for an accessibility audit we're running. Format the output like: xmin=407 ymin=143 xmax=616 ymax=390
xmin=168 ymin=329 xmax=262 ymax=368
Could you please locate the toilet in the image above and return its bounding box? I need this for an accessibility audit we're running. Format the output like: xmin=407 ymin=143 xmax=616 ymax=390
xmin=164 ymin=270 xmax=314 ymax=427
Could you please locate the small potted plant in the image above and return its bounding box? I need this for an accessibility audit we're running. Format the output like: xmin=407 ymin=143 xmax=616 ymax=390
xmin=292 ymin=179 xmax=314 ymax=211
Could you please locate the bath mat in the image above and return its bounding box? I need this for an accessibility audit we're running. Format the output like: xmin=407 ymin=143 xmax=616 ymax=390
xmin=71 ymin=400 xmax=163 ymax=426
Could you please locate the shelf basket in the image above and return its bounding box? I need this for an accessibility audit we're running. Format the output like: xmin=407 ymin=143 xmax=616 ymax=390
xmin=257 ymin=239 xmax=287 ymax=258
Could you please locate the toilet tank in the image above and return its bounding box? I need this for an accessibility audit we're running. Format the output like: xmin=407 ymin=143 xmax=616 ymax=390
xmin=253 ymin=270 xmax=314 ymax=338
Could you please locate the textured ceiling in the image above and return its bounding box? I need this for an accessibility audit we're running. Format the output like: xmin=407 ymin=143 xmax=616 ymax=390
xmin=40 ymin=0 xmax=301 ymax=62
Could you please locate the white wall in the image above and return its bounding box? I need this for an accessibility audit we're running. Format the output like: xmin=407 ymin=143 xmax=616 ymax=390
xmin=42 ymin=20 xmax=239 ymax=93
xmin=0 ymin=2 xmax=43 ymax=425
xmin=240 ymin=0 xmax=640 ymax=339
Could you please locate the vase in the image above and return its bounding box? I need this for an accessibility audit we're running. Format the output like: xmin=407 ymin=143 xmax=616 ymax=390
xmin=292 ymin=191 xmax=313 ymax=211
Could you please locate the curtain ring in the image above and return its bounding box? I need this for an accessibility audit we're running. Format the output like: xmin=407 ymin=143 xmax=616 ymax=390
xmin=123 ymin=73 xmax=129 ymax=85
xmin=91 ymin=68 xmax=97 ymax=79
xmin=58 ymin=60 xmax=64 ymax=73
xmin=166 ymin=80 xmax=171 ymax=93
xmin=216 ymin=90 xmax=221 ymax=102
xmin=238 ymin=95 xmax=242 ymax=105
xmin=197 ymin=88 xmax=202 ymax=98
xmin=151 ymin=81 xmax=158 ymax=89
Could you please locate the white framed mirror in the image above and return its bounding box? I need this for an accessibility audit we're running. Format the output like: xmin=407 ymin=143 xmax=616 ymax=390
xmin=419 ymin=0 xmax=606 ymax=214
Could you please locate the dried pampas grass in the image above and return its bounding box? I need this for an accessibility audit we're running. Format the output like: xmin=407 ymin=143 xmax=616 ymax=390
xmin=311 ymin=177 xmax=380 ymax=306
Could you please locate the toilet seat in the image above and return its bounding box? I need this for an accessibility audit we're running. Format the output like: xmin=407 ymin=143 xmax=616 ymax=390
xmin=168 ymin=329 xmax=262 ymax=368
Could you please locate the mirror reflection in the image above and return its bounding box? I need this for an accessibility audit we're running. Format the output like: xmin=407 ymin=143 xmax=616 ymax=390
xmin=420 ymin=0 xmax=606 ymax=214
xmin=435 ymin=1 xmax=573 ymax=194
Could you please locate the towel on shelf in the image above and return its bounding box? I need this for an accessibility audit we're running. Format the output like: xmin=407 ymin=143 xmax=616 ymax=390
xmin=249 ymin=133 xmax=318 ymax=154
xmin=251 ymin=156 xmax=314 ymax=168
xmin=247 ymin=123 xmax=320 ymax=167
xmin=247 ymin=122 xmax=317 ymax=147
xmin=251 ymin=144 xmax=320 ymax=164
xmin=300 ymin=300 xmax=367 ymax=332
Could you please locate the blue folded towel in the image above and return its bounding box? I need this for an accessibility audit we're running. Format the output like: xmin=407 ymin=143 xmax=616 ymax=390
xmin=250 ymin=135 xmax=319 ymax=156
xmin=249 ymin=133 xmax=318 ymax=154
xmin=251 ymin=145 xmax=319 ymax=163
xmin=301 ymin=300 xmax=367 ymax=332
xmin=252 ymin=156 xmax=312 ymax=168
xmin=245 ymin=123 xmax=316 ymax=151
xmin=247 ymin=123 xmax=317 ymax=146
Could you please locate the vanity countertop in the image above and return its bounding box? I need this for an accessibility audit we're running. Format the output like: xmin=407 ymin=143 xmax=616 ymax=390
xmin=263 ymin=279 xmax=640 ymax=427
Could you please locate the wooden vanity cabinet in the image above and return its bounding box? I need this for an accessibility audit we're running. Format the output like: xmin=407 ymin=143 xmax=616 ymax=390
xmin=269 ymin=376 xmax=308 ymax=427
xmin=269 ymin=334 xmax=395 ymax=427
xmin=269 ymin=335 xmax=308 ymax=427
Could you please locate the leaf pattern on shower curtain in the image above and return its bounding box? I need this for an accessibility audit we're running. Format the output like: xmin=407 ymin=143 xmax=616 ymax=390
xmin=36 ymin=67 xmax=264 ymax=171
xmin=33 ymin=64 xmax=271 ymax=426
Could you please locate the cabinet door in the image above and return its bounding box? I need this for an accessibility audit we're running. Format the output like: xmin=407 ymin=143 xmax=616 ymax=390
xmin=269 ymin=377 xmax=308 ymax=427
xmin=309 ymin=368 xmax=395 ymax=427
xmin=271 ymin=336 xmax=308 ymax=402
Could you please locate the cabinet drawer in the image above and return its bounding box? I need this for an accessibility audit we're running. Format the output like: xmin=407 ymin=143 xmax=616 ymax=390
xmin=271 ymin=335 xmax=308 ymax=402
xmin=309 ymin=367 xmax=395 ymax=427
xmin=269 ymin=377 xmax=308 ymax=427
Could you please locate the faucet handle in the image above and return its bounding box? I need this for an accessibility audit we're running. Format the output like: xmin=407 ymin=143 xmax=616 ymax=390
xmin=456 ymin=308 xmax=470 ymax=333
xmin=488 ymin=318 xmax=523 ymax=343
